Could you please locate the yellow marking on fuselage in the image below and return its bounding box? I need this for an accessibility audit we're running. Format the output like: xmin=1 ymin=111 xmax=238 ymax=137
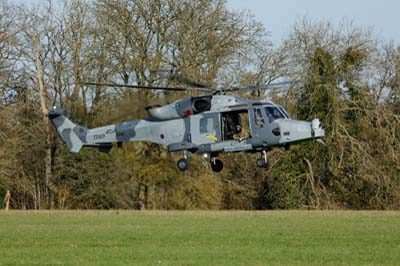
xmin=206 ymin=134 xmax=218 ymax=141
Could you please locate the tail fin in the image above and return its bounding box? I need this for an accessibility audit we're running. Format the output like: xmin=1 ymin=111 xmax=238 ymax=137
xmin=48 ymin=109 xmax=87 ymax=153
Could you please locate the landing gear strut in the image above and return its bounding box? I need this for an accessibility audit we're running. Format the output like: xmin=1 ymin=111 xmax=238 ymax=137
xmin=211 ymin=157 xmax=224 ymax=172
xmin=177 ymin=151 xmax=189 ymax=171
xmin=256 ymin=150 xmax=269 ymax=168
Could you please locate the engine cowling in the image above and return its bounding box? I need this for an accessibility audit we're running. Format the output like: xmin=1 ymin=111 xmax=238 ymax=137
xmin=146 ymin=95 xmax=212 ymax=121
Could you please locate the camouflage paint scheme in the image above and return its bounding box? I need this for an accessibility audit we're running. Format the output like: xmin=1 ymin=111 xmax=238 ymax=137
xmin=48 ymin=94 xmax=325 ymax=155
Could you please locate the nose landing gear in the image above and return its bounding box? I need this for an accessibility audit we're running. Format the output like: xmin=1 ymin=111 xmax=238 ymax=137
xmin=256 ymin=150 xmax=269 ymax=168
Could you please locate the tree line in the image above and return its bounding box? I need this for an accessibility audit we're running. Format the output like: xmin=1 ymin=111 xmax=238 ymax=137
xmin=0 ymin=0 xmax=399 ymax=210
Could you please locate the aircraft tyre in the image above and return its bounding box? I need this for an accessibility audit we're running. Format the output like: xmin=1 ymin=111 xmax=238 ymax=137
xmin=177 ymin=158 xmax=189 ymax=171
xmin=256 ymin=158 xmax=269 ymax=168
xmin=211 ymin=159 xmax=224 ymax=172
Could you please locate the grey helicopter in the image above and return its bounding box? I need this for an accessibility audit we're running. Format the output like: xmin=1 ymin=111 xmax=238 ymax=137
xmin=48 ymin=80 xmax=325 ymax=172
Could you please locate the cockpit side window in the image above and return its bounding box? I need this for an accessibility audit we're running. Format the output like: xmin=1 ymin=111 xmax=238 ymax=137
xmin=265 ymin=106 xmax=285 ymax=123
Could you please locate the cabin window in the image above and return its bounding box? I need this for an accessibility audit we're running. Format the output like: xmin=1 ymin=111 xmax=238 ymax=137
xmin=200 ymin=117 xmax=214 ymax=133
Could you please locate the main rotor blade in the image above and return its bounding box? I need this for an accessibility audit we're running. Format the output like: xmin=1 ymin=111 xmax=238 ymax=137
xmin=81 ymin=82 xmax=212 ymax=92
xmin=146 ymin=69 xmax=209 ymax=88
xmin=172 ymin=75 xmax=209 ymax=88
xmin=221 ymin=80 xmax=303 ymax=92
xmin=223 ymin=72 xmax=355 ymax=93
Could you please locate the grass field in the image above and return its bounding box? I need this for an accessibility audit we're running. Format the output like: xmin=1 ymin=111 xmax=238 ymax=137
xmin=0 ymin=211 xmax=399 ymax=266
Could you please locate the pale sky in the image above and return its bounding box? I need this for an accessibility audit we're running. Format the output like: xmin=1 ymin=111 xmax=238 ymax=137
xmin=13 ymin=0 xmax=400 ymax=45
xmin=228 ymin=0 xmax=400 ymax=45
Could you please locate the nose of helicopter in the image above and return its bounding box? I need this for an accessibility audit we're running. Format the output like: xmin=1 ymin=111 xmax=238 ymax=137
xmin=311 ymin=118 xmax=325 ymax=138
xmin=276 ymin=118 xmax=325 ymax=145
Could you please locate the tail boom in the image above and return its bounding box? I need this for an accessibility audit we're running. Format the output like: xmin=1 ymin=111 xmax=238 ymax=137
xmin=49 ymin=109 xmax=187 ymax=153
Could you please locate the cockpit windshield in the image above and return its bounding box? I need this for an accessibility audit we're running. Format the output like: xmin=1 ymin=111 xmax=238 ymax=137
xmin=278 ymin=105 xmax=291 ymax=119
xmin=265 ymin=106 xmax=285 ymax=123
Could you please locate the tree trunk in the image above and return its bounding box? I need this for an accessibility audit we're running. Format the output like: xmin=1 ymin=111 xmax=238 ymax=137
xmin=34 ymin=36 xmax=54 ymax=208
xmin=4 ymin=190 xmax=10 ymax=211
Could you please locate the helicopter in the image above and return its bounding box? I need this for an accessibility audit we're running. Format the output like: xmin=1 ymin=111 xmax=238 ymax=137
xmin=48 ymin=81 xmax=325 ymax=172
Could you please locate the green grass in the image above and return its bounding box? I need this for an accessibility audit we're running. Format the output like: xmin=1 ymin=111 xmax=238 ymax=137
xmin=0 ymin=211 xmax=399 ymax=265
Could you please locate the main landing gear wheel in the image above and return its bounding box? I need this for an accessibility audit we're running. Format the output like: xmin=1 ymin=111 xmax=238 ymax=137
xmin=211 ymin=158 xmax=224 ymax=172
xmin=256 ymin=151 xmax=269 ymax=169
xmin=177 ymin=151 xmax=189 ymax=171
xmin=177 ymin=158 xmax=189 ymax=171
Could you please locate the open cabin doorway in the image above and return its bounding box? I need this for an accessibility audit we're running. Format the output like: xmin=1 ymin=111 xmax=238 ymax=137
xmin=221 ymin=110 xmax=250 ymax=141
